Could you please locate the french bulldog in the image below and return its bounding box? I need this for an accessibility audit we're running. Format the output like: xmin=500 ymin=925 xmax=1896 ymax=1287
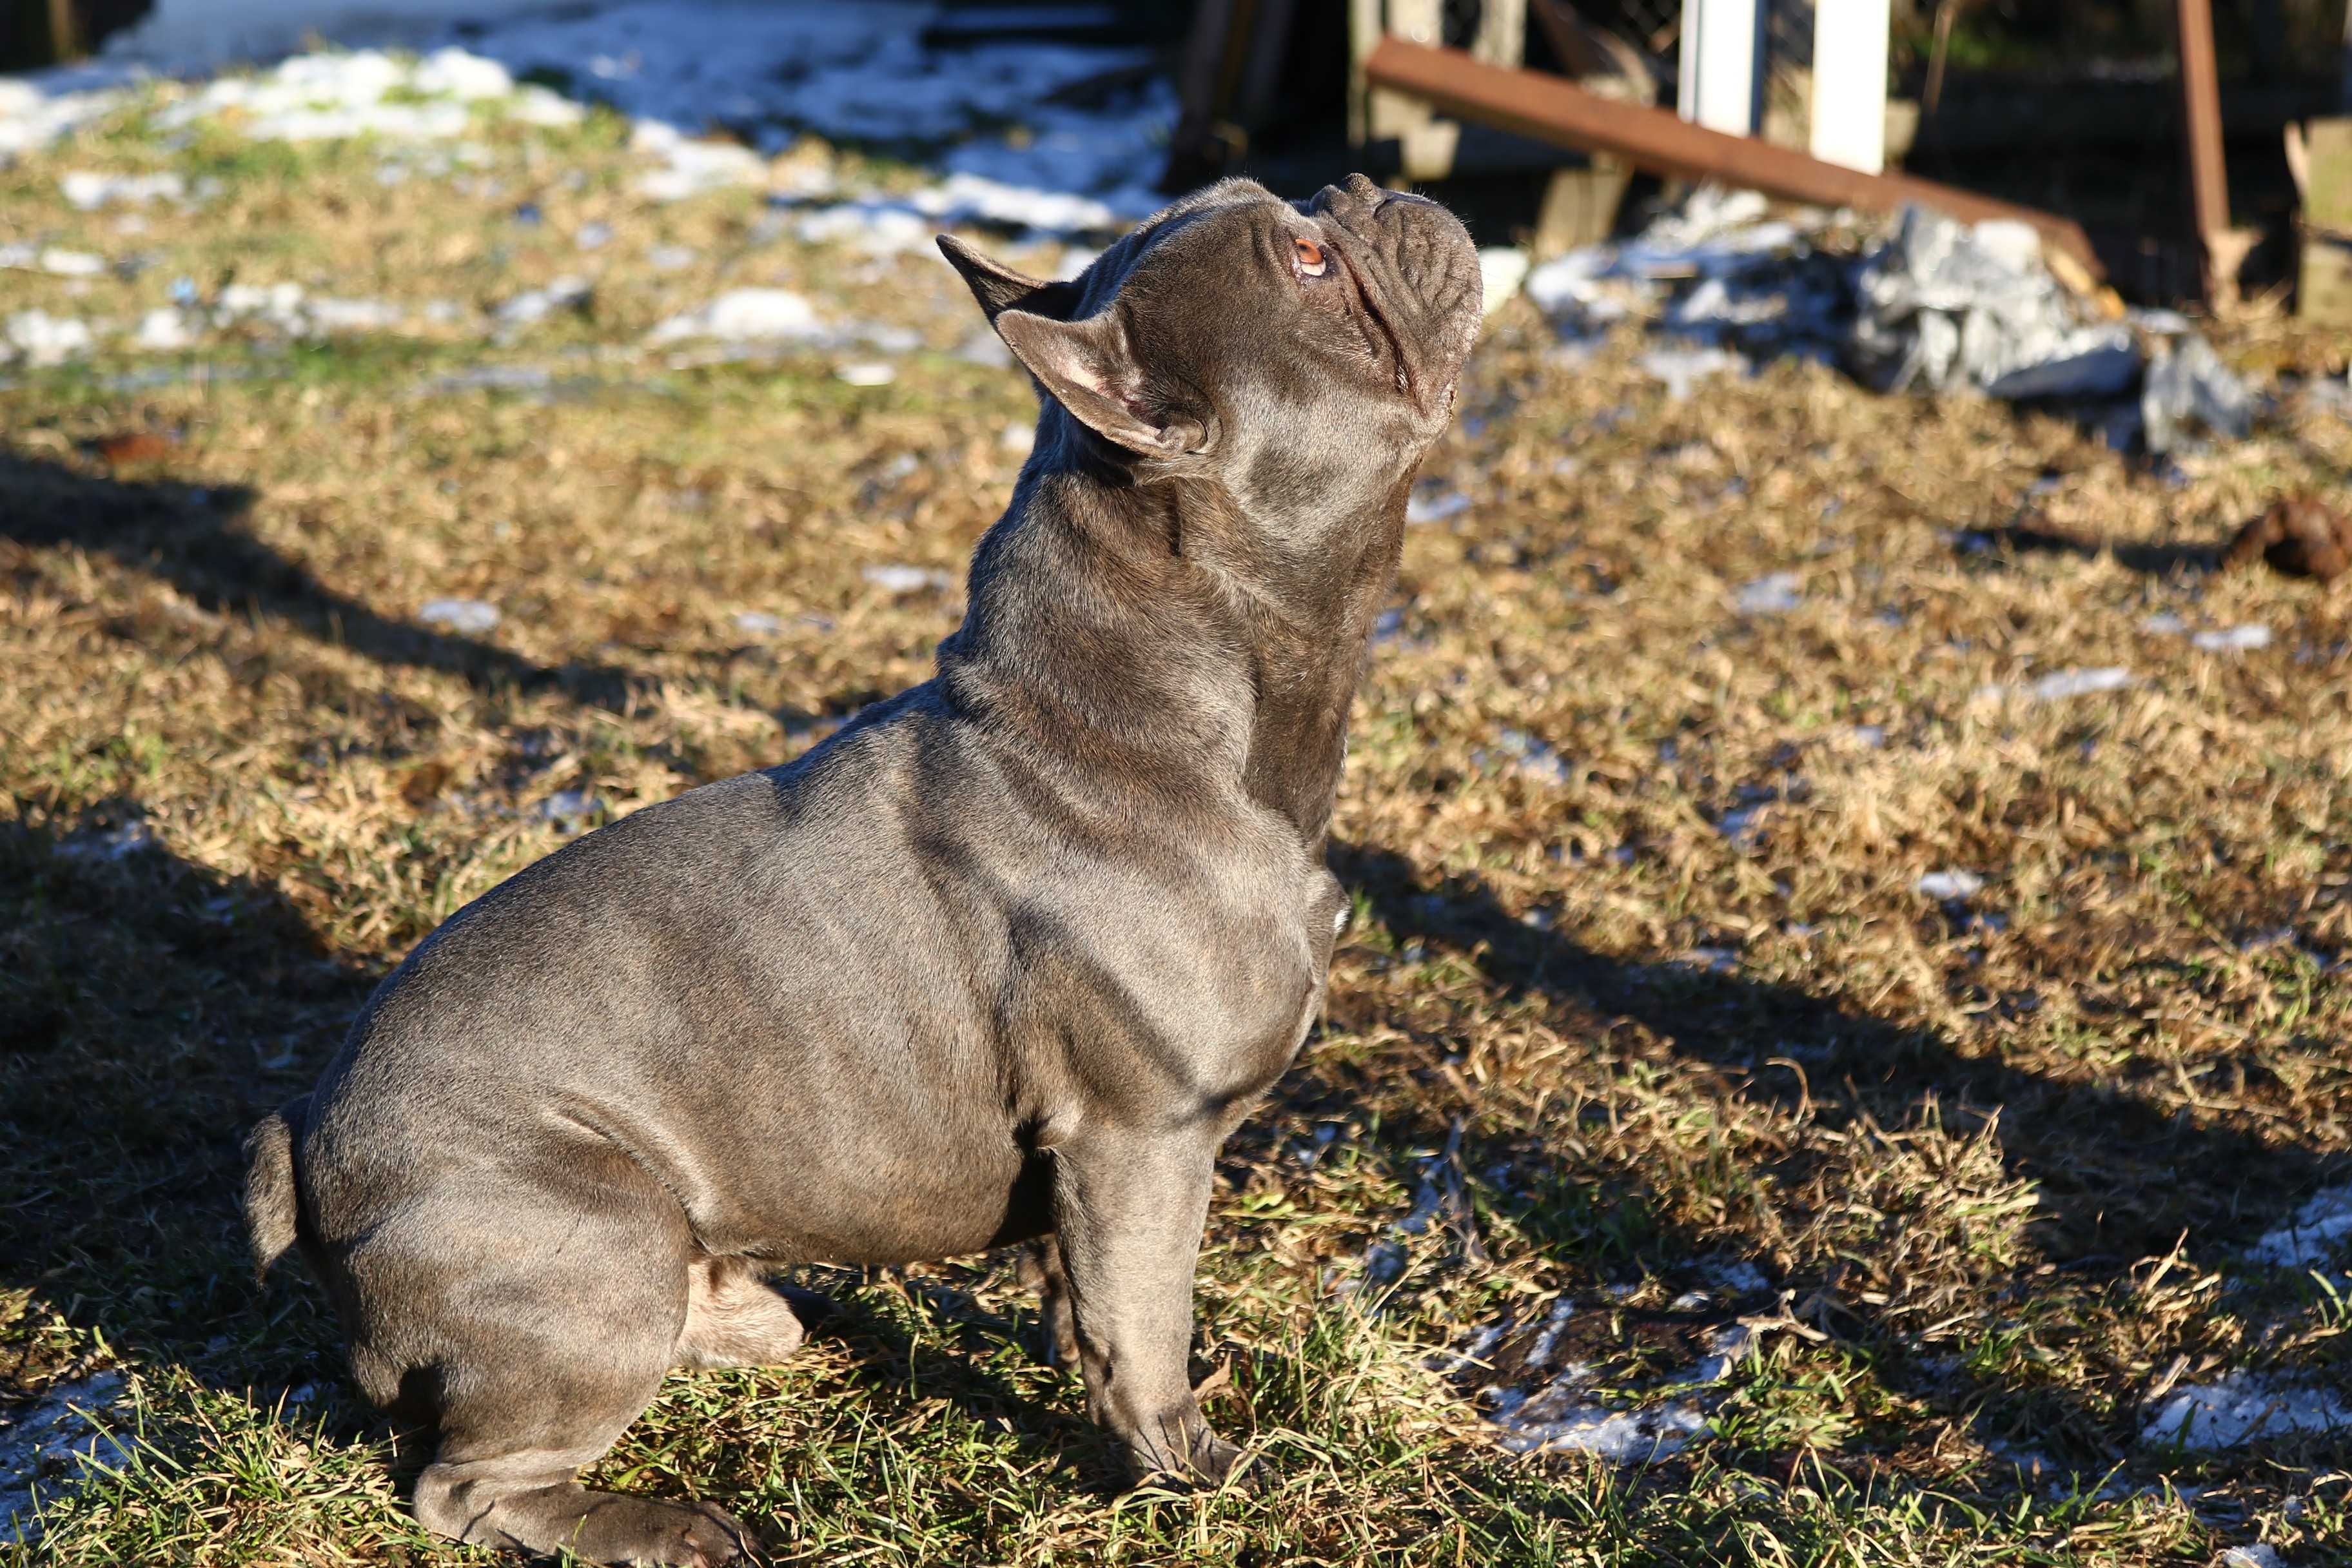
xmin=244 ymin=173 xmax=1480 ymax=1565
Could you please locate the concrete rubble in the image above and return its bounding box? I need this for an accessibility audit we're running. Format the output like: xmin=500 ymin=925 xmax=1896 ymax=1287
xmin=1522 ymin=188 xmax=2253 ymax=455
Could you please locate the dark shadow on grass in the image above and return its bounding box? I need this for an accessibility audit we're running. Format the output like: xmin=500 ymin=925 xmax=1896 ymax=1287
xmin=1329 ymin=839 xmax=2339 ymax=1264
xmin=1327 ymin=839 xmax=2349 ymax=1466
xmin=1956 ymin=521 xmax=2219 ymax=580
xmin=0 ymin=816 xmax=375 ymax=1401
xmin=1 ymin=449 xmax=645 ymax=711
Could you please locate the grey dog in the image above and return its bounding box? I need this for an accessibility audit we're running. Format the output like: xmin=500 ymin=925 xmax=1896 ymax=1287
xmin=244 ymin=173 xmax=1480 ymax=1565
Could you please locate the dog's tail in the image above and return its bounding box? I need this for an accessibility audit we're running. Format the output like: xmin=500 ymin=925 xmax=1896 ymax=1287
xmin=242 ymin=1096 xmax=309 ymax=1281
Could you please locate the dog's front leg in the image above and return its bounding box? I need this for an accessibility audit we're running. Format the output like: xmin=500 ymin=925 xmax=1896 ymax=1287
xmin=1051 ymin=1128 xmax=1244 ymax=1485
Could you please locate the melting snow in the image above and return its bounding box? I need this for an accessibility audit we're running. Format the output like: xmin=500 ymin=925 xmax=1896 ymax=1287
xmin=2141 ymin=1374 xmax=2352 ymax=1448
xmin=130 ymin=306 xmax=197 ymax=351
xmin=1476 ymin=1320 xmax=1759 ymax=1462
xmin=861 ymin=564 xmax=953 ymax=595
xmin=1640 ymin=344 xmax=1746 ymax=402
xmin=493 ymin=277 xmax=591 ymax=331
xmin=2192 ymin=624 xmax=2271 ymax=653
xmin=648 ymin=289 xmax=822 ymax=346
xmin=1733 ymin=571 xmax=1802 ymax=614
xmin=60 ymin=171 xmax=186 ymax=208
xmin=1477 ymin=246 xmax=1529 ymax=317
xmin=4 ymin=311 xmax=94 ymax=366
xmin=0 ymin=245 xmax=107 ymax=277
xmin=1482 ymin=728 xmax=1571 ymax=787
xmin=0 ymin=1372 xmax=131 ymax=1543
xmin=2246 ymin=1184 xmax=2352 ymax=1270
xmin=1979 ymin=667 xmax=2136 ymax=705
xmin=1405 ymin=484 xmax=1471 ymax=525
xmin=1917 ymin=869 xmax=1986 ymax=900
xmin=418 ymin=597 xmax=500 ymax=634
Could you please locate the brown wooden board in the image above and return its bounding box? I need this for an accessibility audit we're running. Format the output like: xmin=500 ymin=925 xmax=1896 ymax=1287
xmin=1363 ymin=37 xmax=2103 ymax=277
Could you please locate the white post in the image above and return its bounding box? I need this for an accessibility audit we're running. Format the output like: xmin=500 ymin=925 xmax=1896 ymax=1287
xmin=1678 ymin=0 xmax=1765 ymax=137
xmin=1810 ymin=0 xmax=1892 ymax=173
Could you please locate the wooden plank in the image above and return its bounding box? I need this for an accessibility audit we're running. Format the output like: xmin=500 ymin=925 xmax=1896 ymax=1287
xmin=1678 ymin=0 xmax=1763 ymax=136
xmin=1810 ymin=0 xmax=1890 ymax=174
xmin=1364 ymin=37 xmax=2102 ymax=275
xmin=2175 ymin=0 xmax=2230 ymax=248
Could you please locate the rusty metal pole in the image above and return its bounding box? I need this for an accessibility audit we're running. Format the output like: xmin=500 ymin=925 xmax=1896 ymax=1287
xmin=1364 ymin=37 xmax=2104 ymax=274
xmin=2175 ymin=0 xmax=2231 ymax=296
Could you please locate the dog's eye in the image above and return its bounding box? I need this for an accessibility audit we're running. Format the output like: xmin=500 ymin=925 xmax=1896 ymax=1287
xmin=1293 ymin=237 xmax=1328 ymax=277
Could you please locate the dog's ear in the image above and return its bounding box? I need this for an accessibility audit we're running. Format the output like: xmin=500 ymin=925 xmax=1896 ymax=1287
xmin=937 ymin=235 xmax=1081 ymax=324
xmin=995 ymin=306 xmax=1208 ymax=457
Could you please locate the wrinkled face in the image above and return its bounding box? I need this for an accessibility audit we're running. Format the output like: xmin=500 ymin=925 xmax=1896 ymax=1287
xmin=940 ymin=175 xmax=1482 ymax=529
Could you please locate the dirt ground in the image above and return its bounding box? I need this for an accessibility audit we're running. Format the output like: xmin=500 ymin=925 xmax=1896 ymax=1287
xmin=3 ymin=63 xmax=2350 ymax=1568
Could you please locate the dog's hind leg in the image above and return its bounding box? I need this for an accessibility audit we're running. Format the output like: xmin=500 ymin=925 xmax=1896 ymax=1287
xmin=344 ymin=1159 xmax=754 ymax=1565
xmin=673 ymin=1256 xmax=809 ymax=1371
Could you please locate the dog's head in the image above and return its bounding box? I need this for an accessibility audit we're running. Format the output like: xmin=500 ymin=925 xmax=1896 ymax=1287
xmin=941 ymin=175 xmax=1480 ymax=517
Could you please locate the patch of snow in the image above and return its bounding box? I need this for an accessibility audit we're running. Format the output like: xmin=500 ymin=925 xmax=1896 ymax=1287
xmin=795 ymin=201 xmax=934 ymax=255
xmin=2220 ymin=1547 xmax=2286 ymax=1568
xmin=534 ymin=790 xmax=605 ymax=833
xmin=130 ymin=306 xmax=198 ymax=351
xmin=574 ymin=220 xmax=613 ymax=251
xmin=1639 ymin=344 xmax=1745 ymax=402
xmin=147 ymin=47 xmax=570 ymax=144
xmin=57 ymin=821 xmax=160 ymax=861
xmin=836 ymin=361 xmax=896 ymax=387
xmin=1981 ymin=667 xmax=2135 ymax=705
xmin=0 ymin=1371 xmax=132 ymax=1543
xmin=1405 ymin=484 xmax=1470 ymax=525
xmin=861 ymin=564 xmax=953 ymax=595
xmin=1917 ymin=869 xmax=1985 ymax=900
xmin=1851 ymin=723 xmax=1886 ymax=747
xmin=418 ymin=596 xmax=500 ymax=634
xmin=2142 ymin=611 xmax=2188 ymax=634
xmin=60 ymin=170 xmax=186 ymax=209
xmin=648 ymin=288 xmax=822 ymax=346
xmin=1493 ymin=1392 xmax=1709 ymax=1462
xmin=2246 ymin=1184 xmax=2352 ymax=1270
xmin=632 ymin=123 xmax=765 ymax=201
xmin=0 ymin=78 xmax=128 ymax=161
xmin=2027 ymin=667 xmax=2133 ymax=701
xmin=2141 ymin=1374 xmax=2352 ymax=1447
xmin=1478 ymin=246 xmax=1529 ymax=317
xmin=1484 ymin=727 xmax=1571 ymax=788
xmin=2192 ymin=624 xmax=2270 ymax=653
xmin=1663 ymin=1324 xmax=1757 ymax=1387
xmin=5 ymin=311 xmax=94 ymax=366
xmin=733 ymin=610 xmax=785 ymax=636
xmin=304 ymin=297 xmax=405 ymax=333
xmin=999 ymin=420 xmax=1035 ymax=455
xmin=1733 ymin=571 xmax=1802 ymax=615
xmin=1707 ymin=1260 xmax=1771 ymax=1297
xmin=493 ymin=276 xmax=590 ymax=331
xmin=0 ymin=245 xmax=107 ymax=277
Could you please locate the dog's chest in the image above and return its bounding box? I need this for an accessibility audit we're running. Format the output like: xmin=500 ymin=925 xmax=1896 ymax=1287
xmin=1015 ymin=838 xmax=1345 ymax=1121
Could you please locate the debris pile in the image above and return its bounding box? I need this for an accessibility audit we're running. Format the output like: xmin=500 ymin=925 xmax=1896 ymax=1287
xmin=1521 ymin=190 xmax=2254 ymax=455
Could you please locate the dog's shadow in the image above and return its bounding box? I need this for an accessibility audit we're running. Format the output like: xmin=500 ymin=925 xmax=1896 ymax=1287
xmin=1 ymin=447 xmax=647 ymax=712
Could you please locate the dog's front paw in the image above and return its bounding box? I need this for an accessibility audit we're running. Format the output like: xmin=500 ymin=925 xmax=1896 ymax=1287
xmin=1131 ymin=1427 xmax=1262 ymax=1494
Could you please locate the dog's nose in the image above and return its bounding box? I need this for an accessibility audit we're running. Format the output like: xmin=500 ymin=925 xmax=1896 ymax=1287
xmin=1308 ymin=172 xmax=1386 ymax=217
xmin=1309 ymin=174 xmax=1440 ymax=223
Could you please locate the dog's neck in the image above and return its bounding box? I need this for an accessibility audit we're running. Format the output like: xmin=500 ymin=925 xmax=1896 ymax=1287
xmin=939 ymin=449 xmax=1409 ymax=847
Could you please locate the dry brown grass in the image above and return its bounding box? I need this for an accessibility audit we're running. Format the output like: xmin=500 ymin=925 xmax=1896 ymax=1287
xmin=3 ymin=74 xmax=2349 ymax=1565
